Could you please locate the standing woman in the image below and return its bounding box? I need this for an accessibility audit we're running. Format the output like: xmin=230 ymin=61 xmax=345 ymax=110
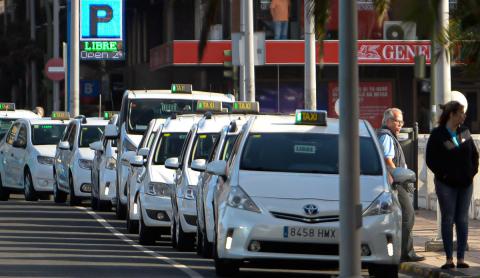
xmin=426 ymin=100 xmax=479 ymax=269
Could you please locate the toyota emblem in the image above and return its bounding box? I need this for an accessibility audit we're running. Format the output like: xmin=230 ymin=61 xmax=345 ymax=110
xmin=303 ymin=204 xmax=319 ymax=216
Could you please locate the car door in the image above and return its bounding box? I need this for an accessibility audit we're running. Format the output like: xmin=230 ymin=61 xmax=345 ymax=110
xmin=56 ymin=123 xmax=75 ymax=189
xmin=2 ymin=123 xmax=20 ymax=187
xmin=10 ymin=123 xmax=28 ymax=187
xmin=64 ymin=123 xmax=78 ymax=182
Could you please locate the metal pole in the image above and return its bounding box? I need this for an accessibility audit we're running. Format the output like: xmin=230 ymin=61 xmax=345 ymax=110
xmin=63 ymin=42 xmax=68 ymax=111
xmin=53 ymin=0 xmax=60 ymax=111
xmin=339 ymin=0 xmax=361 ymax=277
xmin=239 ymin=0 xmax=246 ymax=101
xmin=434 ymin=0 xmax=451 ymax=110
xmin=244 ymin=0 xmax=255 ymax=102
xmin=29 ymin=0 xmax=37 ymax=109
xmin=70 ymin=0 xmax=80 ymax=116
xmin=304 ymin=0 xmax=316 ymax=110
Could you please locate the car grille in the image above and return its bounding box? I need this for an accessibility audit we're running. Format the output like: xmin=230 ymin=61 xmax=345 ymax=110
xmin=258 ymin=241 xmax=339 ymax=255
xmin=270 ymin=211 xmax=339 ymax=224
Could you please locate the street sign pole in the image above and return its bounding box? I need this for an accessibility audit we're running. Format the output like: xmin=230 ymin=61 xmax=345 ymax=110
xmin=69 ymin=0 xmax=80 ymax=116
xmin=53 ymin=0 xmax=60 ymax=111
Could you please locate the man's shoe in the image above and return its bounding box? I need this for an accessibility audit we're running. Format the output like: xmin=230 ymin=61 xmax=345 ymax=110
xmin=402 ymin=254 xmax=426 ymax=262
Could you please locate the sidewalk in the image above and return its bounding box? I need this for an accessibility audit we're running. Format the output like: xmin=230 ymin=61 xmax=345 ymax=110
xmin=400 ymin=209 xmax=480 ymax=278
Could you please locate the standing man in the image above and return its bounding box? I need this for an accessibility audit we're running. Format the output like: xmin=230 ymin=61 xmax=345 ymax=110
xmin=270 ymin=0 xmax=290 ymax=40
xmin=377 ymin=108 xmax=425 ymax=262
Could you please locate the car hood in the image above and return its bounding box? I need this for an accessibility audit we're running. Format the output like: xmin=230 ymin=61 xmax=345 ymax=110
xmin=150 ymin=165 xmax=175 ymax=184
xmin=78 ymin=147 xmax=95 ymax=160
xmin=34 ymin=145 xmax=57 ymax=158
xmin=238 ymin=170 xmax=385 ymax=202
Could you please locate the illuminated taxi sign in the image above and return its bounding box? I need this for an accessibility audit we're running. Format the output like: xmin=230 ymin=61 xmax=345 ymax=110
xmin=196 ymin=101 xmax=223 ymax=112
xmin=295 ymin=110 xmax=327 ymax=126
xmin=51 ymin=111 xmax=70 ymax=120
xmin=171 ymin=84 xmax=193 ymax=94
xmin=103 ymin=111 xmax=118 ymax=120
xmin=0 ymin=103 xmax=15 ymax=111
xmin=232 ymin=101 xmax=260 ymax=114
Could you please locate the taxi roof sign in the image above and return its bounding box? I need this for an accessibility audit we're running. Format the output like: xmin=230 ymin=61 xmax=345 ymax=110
xmin=51 ymin=111 xmax=70 ymax=120
xmin=103 ymin=111 xmax=118 ymax=120
xmin=171 ymin=84 xmax=193 ymax=94
xmin=295 ymin=110 xmax=327 ymax=126
xmin=232 ymin=101 xmax=259 ymax=114
xmin=0 ymin=103 xmax=15 ymax=111
xmin=196 ymin=100 xmax=223 ymax=112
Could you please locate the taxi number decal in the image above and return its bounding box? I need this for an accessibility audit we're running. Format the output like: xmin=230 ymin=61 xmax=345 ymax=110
xmin=294 ymin=145 xmax=316 ymax=154
xmin=284 ymin=227 xmax=336 ymax=239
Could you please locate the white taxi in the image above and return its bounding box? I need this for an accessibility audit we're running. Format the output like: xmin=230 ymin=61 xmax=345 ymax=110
xmin=135 ymin=114 xmax=199 ymax=244
xmin=53 ymin=116 xmax=108 ymax=206
xmin=0 ymin=103 xmax=40 ymax=141
xmin=0 ymin=112 xmax=69 ymax=201
xmin=207 ymin=111 xmax=413 ymax=276
xmin=112 ymin=84 xmax=234 ymax=219
xmin=165 ymin=101 xmax=236 ymax=251
xmin=90 ymin=112 xmax=119 ymax=211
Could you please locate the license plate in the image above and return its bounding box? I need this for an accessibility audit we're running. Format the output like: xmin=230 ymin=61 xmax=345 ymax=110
xmin=283 ymin=226 xmax=336 ymax=240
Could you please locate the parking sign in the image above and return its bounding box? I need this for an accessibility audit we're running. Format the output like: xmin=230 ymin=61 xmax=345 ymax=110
xmin=80 ymin=0 xmax=125 ymax=60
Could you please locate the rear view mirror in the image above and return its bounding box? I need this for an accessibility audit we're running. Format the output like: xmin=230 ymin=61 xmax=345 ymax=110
xmin=206 ymin=160 xmax=227 ymax=177
xmin=120 ymin=151 xmax=136 ymax=166
xmin=191 ymin=159 xmax=206 ymax=172
xmin=104 ymin=124 xmax=118 ymax=139
xmin=392 ymin=168 xmax=416 ymax=184
xmin=165 ymin=157 xmax=179 ymax=170
xmin=130 ymin=155 xmax=144 ymax=167
xmin=138 ymin=147 xmax=149 ymax=158
xmin=59 ymin=141 xmax=70 ymax=150
xmin=89 ymin=140 xmax=103 ymax=152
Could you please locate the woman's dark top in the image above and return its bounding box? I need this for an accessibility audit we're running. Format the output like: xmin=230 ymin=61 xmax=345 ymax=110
xmin=426 ymin=125 xmax=479 ymax=187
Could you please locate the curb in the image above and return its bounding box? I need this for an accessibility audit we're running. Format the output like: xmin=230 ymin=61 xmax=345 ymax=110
xmin=400 ymin=262 xmax=476 ymax=278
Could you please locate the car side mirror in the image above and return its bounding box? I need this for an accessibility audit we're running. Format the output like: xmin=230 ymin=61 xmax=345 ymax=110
xmin=165 ymin=157 xmax=179 ymax=170
xmin=130 ymin=155 xmax=144 ymax=167
xmin=89 ymin=140 xmax=103 ymax=152
xmin=191 ymin=159 xmax=206 ymax=172
xmin=59 ymin=141 xmax=70 ymax=150
xmin=391 ymin=168 xmax=416 ymax=184
xmin=137 ymin=147 xmax=149 ymax=158
xmin=206 ymin=160 xmax=227 ymax=177
xmin=120 ymin=151 xmax=136 ymax=166
xmin=104 ymin=124 xmax=118 ymax=139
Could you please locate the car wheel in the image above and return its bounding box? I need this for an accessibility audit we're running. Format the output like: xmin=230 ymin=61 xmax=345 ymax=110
xmin=176 ymin=219 xmax=195 ymax=252
xmin=368 ymin=264 xmax=398 ymax=278
xmin=0 ymin=174 xmax=10 ymax=201
xmin=126 ymin=209 xmax=139 ymax=234
xmin=115 ymin=186 xmax=127 ymax=219
xmin=53 ymin=171 xmax=66 ymax=203
xmin=24 ymin=170 xmax=39 ymax=201
xmin=196 ymin=224 xmax=204 ymax=256
xmin=202 ymin=226 xmax=213 ymax=258
xmin=171 ymin=215 xmax=177 ymax=248
xmin=138 ymin=205 xmax=156 ymax=245
xmin=91 ymin=195 xmax=99 ymax=211
xmin=99 ymin=200 xmax=112 ymax=211
xmin=69 ymin=173 xmax=81 ymax=206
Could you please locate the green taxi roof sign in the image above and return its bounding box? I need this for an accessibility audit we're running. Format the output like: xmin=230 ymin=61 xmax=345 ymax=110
xmin=103 ymin=111 xmax=118 ymax=120
xmin=0 ymin=103 xmax=15 ymax=111
xmin=51 ymin=111 xmax=70 ymax=120
xmin=171 ymin=84 xmax=193 ymax=94
xmin=295 ymin=110 xmax=327 ymax=126
xmin=196 ymin=100 xmax=223 ymax=112
xmin=232 ymin=101 xmax=260 ymax=114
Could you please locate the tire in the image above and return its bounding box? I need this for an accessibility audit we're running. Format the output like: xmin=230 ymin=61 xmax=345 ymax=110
xmin=138 ymin=207 xmax=156 ymax=245
xmin=214 ymin=259 xmax=240 ymax=277
xmin=91 ymin=195 xmax=99 ymax=211
xmin=53 ymin=171 xmax=66 ymax=203
xmin=196 ymin=224 xmax=204 ymax=256
xmin=98 ymin=200 xmax=112 ymax=211
xmin=24 ymin=170 xmax=39 ymax=201
xmin=176 ymin=219 xmax=195 ymax=252
xmin=171 ymin=216 xmax=177 ymax=248
xmin=0 ymin=174 xmax=9 ymax=201
xmin=69 ymin=173 xmax=81 ymax=206
xmin=202 ymin=226 xmax=214 ymax=258
xmin=115 ymin=187 xmax=127 ymax=219
xmin=126 ymin=212 xmax=139 ymax=234
xmin=368 ymin=264 xmax=398 ymax=278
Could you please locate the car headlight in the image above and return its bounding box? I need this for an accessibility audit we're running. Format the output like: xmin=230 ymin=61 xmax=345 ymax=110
xmin=106 ymin=157 xmax=117 ymax=170
xmin=227 ymin=186 xmax=261 ymax=213
xmin=79 ymin=159 xmax=93 ymax=170
xmin=363 ymin=191 xmax=396 ymax=217
xmin=124 ymin=138 xmax=137 ymax=152
xmin=37 ymin=156 xmax=54 ymax=165
xmin=179 ymin=185 xmax=196 ymax=200
xmin=145 ymin=182 xmax=171 ymax=197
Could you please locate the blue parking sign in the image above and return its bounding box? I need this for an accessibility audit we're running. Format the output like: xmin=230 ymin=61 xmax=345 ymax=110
xmin=80 ymin=0 xmax=123 ymax=40
xmin=80 ymin=80 xmax=101 ymax=97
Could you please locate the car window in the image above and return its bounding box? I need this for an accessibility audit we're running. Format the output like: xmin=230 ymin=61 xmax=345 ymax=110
xmin=189 ymin=133 xmax=220 ymax=165
xmin=31 ymin=124 xmax=67 ymax=145
xmin=240 ymin=133 xmax=382 ymax=175
xmin=5 ymin=123 xmax=20 ymax=145
xmin=153 ymin=133 xmax=188 ymax=165
xmin=178 ymin=130 xmax=193 ymax=167
xmin=16 ymin=124 xmax=27 ymax=146
xmin=146 ymin=132 xmax=157 ymax=149
xmin=220 ymin=135 xmax=238 ymax=161
xmin=62 ymin=123 xmax=73 ymax=141
xmin=208 ymin=134 xmax=223 ymax=162
xmin=0 ymin=118 xmax=17 ymax=139
xmin=67 ymin=124 xmax=77 ymax=147
xmin=79 ymin=126 xmax=105 ymax=148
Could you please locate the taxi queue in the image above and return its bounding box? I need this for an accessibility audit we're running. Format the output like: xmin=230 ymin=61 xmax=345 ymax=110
xmin=0 ymin=96 xmax=415 ymax=277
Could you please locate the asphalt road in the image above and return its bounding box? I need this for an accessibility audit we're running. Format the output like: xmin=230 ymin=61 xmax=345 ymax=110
xmin=0 ymin=195 xmax=412 ymax=277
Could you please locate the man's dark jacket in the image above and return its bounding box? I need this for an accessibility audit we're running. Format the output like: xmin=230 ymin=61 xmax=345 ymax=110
xmin=426 ymin=125 xmax=479 ymax=187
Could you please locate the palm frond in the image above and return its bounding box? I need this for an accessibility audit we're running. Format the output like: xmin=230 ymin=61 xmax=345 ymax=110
xmin=198 ymin=0 xmax=221 ymax=62
xmin=373 ymin=0 xmax=391 ymax=26
xmin=305 ymin=0 xmax=330 ymax=63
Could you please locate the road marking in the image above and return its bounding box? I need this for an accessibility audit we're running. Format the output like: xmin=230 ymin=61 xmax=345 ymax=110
xmin=76 ymin=206 xmax=203 ymax=278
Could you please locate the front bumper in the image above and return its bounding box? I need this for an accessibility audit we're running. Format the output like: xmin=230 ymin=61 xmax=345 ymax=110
xmin=31 ymin=163 xmax=55 ymax=192
xmin=72 ymin=167 xmax=92 ymax=197
xmin=99 ymin=168 xmax=116 ymax=201
xmin=140 ymin=192 xmax=172 ymax=227
xmin=216 ymin=206 xmax=401 ymax=265
xmin=177 ymin=197 xmax=197 ymax=233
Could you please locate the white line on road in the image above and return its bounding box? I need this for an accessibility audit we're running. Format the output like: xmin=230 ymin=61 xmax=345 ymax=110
xmin=76 ymin=206 xmax=203 ymax=278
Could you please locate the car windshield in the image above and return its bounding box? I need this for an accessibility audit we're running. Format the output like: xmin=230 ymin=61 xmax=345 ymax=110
xmin=31 ymin=124 xmax=67 ymax=145
xmin=79 ymin=126 xmax=105 ymax=148
xmin=0 ymin=118 xmax=17 ymax=139
xmin=189 ymin=133 xmax=220 ymax=165
xmin=153 ymin=133 xmax=188 ymax=165
xmin=240 ymin=133 xmax=382 ymax=175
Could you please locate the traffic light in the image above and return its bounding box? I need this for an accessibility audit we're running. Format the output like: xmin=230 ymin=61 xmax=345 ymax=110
xmin=223 ymin=50 xmax=233 ymax=78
